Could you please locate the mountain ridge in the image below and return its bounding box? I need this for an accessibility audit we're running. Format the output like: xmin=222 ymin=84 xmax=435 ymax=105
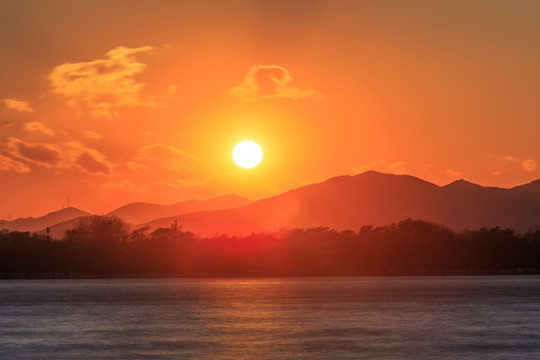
xmin=0 ymin=207 xmax=91 ymax=232
xmin=6 ymin=171 xmax=540 ymax=237
xmin=141 ymin=171 xmax=540 ymax=235
xmin=1 ymin=194 xmax=251 ymax=233
xmin=106 ymin=193 xmax=251 ymax=224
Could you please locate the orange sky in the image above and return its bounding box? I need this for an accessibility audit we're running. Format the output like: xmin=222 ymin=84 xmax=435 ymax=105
xmin=1 ymin=0 xmax=540 ymax=218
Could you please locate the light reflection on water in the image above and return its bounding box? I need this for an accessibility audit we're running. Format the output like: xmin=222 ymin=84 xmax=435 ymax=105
xmin=0 ymin=276 xmax=539 ymax=359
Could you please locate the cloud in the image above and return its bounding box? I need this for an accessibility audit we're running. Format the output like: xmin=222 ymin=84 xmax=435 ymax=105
xmin=102 ymin=180 xmax=136 ymax=191
xmin=48 ymin=46 xmax=170 ymax=119
xmin=127 ymin=143 xmax=202 ymax=177
xmin=101 ymin=179 xmax=190 ymax=197
xmin=63 ymin=141 xmax=114 ymax=174
xmin=6 ymin=137 xmax=113 ymax=174
xmin=498 ymin=155 xmax=520 ymax=163
xmin=0 ymin=153 xmax=30 ymax=173
xmin=230 ymin=65 xmax=321 ymax=101
xmin=139 ymin=180 xmax=184 ymax=193
xmin=521 ymin=159 xmax=538 ymax=172
xmin=76 ymin=152 xmax=110 ymax=173
xmin=352 ymin=160 xmax=406 ymax=175
xmin=494 ymin=154 xmax=538 ymax=173
xmin=7 ymin=138 xmax=62 ymax=167
xmin=445 ymin=168 xmax=463 ymax=178
xmin=23 ymin=122 xmax=56 ymax=136
xmin=83 ymin=130 xmax=101 ymax=140
xmin=1 ymin=98 xmax=34 ymax=113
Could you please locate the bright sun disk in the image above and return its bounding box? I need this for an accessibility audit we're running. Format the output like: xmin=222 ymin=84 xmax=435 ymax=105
xmin=232 ymin=140 xmax=263 ymax=169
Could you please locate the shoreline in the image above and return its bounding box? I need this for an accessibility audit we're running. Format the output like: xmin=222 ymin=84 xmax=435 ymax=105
xmin=2 ymin=268 xmax=540 ymax=280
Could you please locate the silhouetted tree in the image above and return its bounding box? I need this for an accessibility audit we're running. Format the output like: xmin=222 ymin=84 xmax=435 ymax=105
xmin=64 ymin=216 xmax=129 ymax=274
xmin=1 ymin=219 xmax=540 ymax=277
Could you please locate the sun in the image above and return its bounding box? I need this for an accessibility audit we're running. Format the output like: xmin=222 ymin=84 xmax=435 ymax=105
xmin=232 ymin=140 xmax=263 ymax=169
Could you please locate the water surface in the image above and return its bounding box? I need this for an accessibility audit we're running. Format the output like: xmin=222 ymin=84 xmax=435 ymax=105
xmin=0 ymin=276 xmax=539 ymax=359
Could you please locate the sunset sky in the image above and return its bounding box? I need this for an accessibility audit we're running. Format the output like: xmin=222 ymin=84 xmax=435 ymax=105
xmin=1 ymin=0 xmax=540 ymax=218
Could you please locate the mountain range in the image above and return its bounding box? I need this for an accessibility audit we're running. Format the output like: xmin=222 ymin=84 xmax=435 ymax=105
xmin=1 ymin=194 xmax=251 ymax=237
xmin=142 ymin=171 xmax=540 ymax=235
xmin=105 ymin=194 xmax=251 ymax=224
xmin=3 ymin=171 xmax=540 ymax=238
xmin=0 ymin=207 xmax=91 ymax=232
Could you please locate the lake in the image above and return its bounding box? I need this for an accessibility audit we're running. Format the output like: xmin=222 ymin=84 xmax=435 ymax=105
xmin=0 ymin=276 xmax=539 ymax=359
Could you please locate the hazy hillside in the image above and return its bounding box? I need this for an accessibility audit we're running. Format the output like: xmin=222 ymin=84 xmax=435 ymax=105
xmin=31 ymin=194 xmax=250 ymax=238
xmin=37 ymin=216 xmax=136 ymax=239
xmin=106 ymin=194 xmax=251 ymax=224
xmin=0 ymin=207 xmax=91 ymax=232
xmin=143 ymin=171 xmax=540 ymax=236
xmin=14 ymin=171 xmax=540 ymax=238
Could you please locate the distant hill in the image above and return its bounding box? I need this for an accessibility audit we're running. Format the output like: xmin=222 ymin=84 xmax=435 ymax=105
xmin=12 ymin=172 xmax=540 ymax=238
xmin=142 ymin=171 xmax=540 ymax=236
xmin=511 ymin=179 xmax=540 ymax=195
xmin=0 ymin=207 xmax=91 ymax=232
xmin=28 ymin=194 xmax=250 ymax=239
xmin=37 ymin=215 xmax=136 ymax=240
xmin=106 ymin=194 xmax=251 ymax=224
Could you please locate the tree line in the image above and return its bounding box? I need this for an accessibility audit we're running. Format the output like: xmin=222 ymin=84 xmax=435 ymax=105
xmin=1 ymin=216 xmax=540 ymax=277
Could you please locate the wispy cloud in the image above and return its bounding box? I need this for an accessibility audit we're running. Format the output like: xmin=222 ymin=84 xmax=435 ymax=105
xmin=7 ymin=138 xmax=62 ymax=167
xmin=495 ymin=154 xmax=538 ymax=173
xmin=83 ymin=130 xmax=102 ymax=140
xmin=48 ymin=46 xmax=172 ymax=119
xmin=102 ymin=179 xmax=136 ymax=191
xmin=102 ymin=179 xmax=189 ymax=196
xmin=139 ymin=180 xmax=185 ymax=193
xmin=521 ymin=159 xmax=538 ymax=172
xmin=23 ymin=122 xmax=56 ymax=136
xmin=230 ymin=65 xmax=321 ymax=101
xmin=1 ymin=98 xmax=34 ymax=113
xmin=6 ymin=137 xmax=113 ymax=174
xmin=0 ymin=153 xmax=30 ymax=173
xmin=498 ymin=155 xmax=520 ymax=162
xmin=65 ymin=141 xmax=114 ymax=174
xmin=127 ymin=143 xmax=202 ymax=177
xmin=351 ymin=160 xmax=405 ymax=175
xmin=445 ymin=168 xmax=463 ymax=178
